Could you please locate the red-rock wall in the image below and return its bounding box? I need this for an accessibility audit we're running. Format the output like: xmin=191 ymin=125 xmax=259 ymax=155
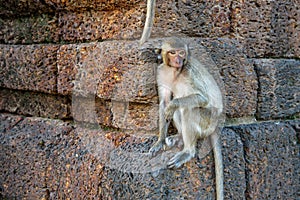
xmin=0 ymin=0 xmax=299 ymax=199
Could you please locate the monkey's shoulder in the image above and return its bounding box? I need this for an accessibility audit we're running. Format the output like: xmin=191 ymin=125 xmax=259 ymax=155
xmin=186 ymin=58 xmax=219 ymax=86
xmin=186 ymin=57 xmax=210 ymax=75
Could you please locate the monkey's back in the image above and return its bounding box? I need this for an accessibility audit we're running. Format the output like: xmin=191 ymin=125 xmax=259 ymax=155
xmin=188 ymin=57 xmax=223 ymax=112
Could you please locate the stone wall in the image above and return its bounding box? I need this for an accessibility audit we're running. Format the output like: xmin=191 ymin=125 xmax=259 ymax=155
xmin=0 ymin=0 xmax=299 ymax=199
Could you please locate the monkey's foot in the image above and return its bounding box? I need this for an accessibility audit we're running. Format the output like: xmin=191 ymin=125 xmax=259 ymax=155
xmin=165 ymin=135 xmax=181 ymax=148
xmin=167 ymin=149 xmax=195 ymax=168
xmin=149 ymin=140 xmax=165 ymax=156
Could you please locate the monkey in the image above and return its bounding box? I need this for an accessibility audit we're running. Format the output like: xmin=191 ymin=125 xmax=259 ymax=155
xmin=149 ymin=38 xmax=224 ymax=200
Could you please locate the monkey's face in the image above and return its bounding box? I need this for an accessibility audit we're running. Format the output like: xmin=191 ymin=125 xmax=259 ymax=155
xmin=167 ymin=50 xmax=186 ymax=68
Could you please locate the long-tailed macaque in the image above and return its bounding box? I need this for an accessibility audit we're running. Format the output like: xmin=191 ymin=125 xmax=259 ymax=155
xmin=150 ymin=38 xmax=224 ymax=200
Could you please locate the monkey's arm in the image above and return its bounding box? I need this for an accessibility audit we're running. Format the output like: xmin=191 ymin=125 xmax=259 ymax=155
xmin=165 ymin=93 xmax=208 ymax=119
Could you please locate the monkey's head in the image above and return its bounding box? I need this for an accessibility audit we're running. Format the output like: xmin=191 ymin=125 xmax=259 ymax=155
xmin=161 ymin=38 xmax=189 ymax=68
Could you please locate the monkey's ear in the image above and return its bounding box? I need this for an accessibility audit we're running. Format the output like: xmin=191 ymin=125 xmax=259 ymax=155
xmin=139 ymin=48 xmax=162 ymax=63
xmin=155 ymin=48 xmax=162 ymax=62
xmin=154 ymin=48 xmax=162 ymax=55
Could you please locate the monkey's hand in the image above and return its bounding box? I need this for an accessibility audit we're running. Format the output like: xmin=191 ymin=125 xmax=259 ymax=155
xmin=164 ymin=99 xmax=179 ymax=120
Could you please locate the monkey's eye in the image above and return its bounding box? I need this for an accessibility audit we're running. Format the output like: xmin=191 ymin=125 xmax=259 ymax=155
xmin=178 ymin=50 xmax=186 ymax=57
xmin=169 ymin=50 xmax=176 ymax=55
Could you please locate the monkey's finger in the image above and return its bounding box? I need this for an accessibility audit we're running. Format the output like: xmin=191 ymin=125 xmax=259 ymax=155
xmin=149 ymin=147 xmax=158 ymax=156
xmin=149 ymin=141 xmax=164 ymax=156
xmin=167 ymin=158 xmax=183 ymax=169
xmin=167 ymin=151 xmax=193 ymax=169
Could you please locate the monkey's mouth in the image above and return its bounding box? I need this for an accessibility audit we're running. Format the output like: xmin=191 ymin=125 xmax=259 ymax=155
xmin=173 ymin=64 xmax=183 ymax=69
xmin=170 ymin=61 xmax=183 ymax=68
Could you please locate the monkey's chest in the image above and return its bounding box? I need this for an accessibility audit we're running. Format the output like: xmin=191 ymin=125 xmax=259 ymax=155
xmin=157 ymin=66 xmax=194 ymax=98
xmin=172 ymin=79 xmax=194 ymax=98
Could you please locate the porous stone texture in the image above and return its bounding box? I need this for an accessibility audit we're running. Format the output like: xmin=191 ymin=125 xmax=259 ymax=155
xmin=0 ymin=0 xmax=232 ymax=44
xmin=0 ymin=114 xmax=74 ymax=199
xmin=254 ymin=59 xmax=300 ymax=120
xmin=45 ymin=0 xmax=142 ymax=12
xmin=0 ymin=113 xmax=245 ymax=199
xmin=0 ymin=0 xmax=299 ymax=199
xmin=57 ymin=41 xmax=159 ymax=130
xmin=232 ymin=0 xmax=300 ymax=58
xmin=0 ymin=88 xmax=71 ymax=119
xmin=110 ymin=101 xmax=159 ymax=131
xmin=0 ymin=0 xmax=299 ymax=59
xmin=71 ymin=96 xmax=112 ymax=127
xmin=0 ymin=14 xmax=59 ymax=44
xmin=0 ymin=0 xmax=53 ymax=18
xmin=0 ymin=113 xmax=24 ymax=133
xmin=57 ymin=41 xmax=157 ymax=101
xmin=71 ymin=96 xmax=159 ymax=131
xmin=221 ymin=128 xmax=246 ymax=200
xmin=58 ymin=7 xmax=144 ymax=42
xmin=0 ymin=0 xmax=142 ymax=18
xmin=0 ymin=1 xmax=145 ymax=44
xmin=232 ymin=121 xmax=299 ymax=200
xmin=0 ymin=44 xmax=59 ymax=94
xmin=1 ymin=114 xmax=299 ymax=199
xmin=143 ymin=0 xmax=232 ymax=38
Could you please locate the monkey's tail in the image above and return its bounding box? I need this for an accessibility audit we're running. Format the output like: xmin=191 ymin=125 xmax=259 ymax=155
xmin=139 ymin=0 xmax=156 ymax=45
xmin=210 ymin=133 xmax=224 ymax=200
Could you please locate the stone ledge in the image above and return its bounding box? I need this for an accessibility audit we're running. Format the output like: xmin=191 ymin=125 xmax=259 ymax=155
xmin=0 ymin=113 xmax=299 ymax=199
xmin=0 ymin=113 xmax=243 ymax=199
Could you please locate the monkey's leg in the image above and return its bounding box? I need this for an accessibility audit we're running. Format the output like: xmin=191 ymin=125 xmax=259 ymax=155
xmin=168 ymin=109 xmax=198 ymax=168
xmin=166 ymin=110 xmax=182 ymax=148
xmin=149 ymin=120 xmax=171 ymax=155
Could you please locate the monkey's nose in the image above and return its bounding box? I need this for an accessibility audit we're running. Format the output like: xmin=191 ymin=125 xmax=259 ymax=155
xmin=175 ymin=57 xmax=181 ymax=64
